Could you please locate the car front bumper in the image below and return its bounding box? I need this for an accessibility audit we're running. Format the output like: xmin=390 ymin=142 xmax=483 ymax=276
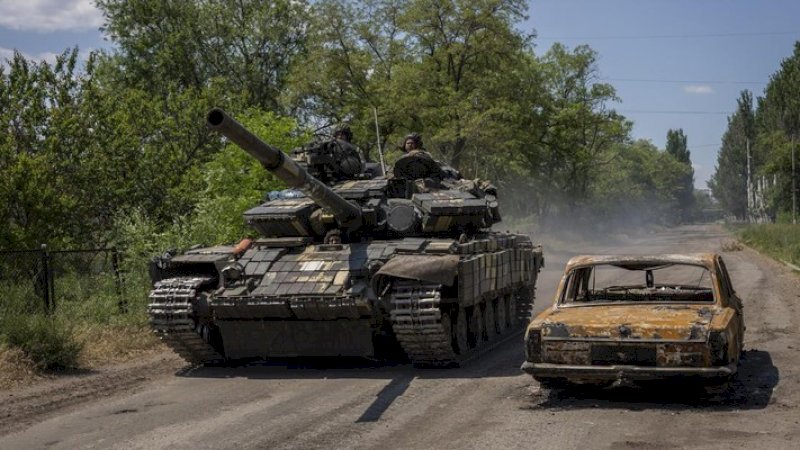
xmin=520 ymin=361 xmax=737 ymax=381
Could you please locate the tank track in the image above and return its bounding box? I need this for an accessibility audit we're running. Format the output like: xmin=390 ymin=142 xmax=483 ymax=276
xmin=514 ymin=284 xmax=535 ymax=325
xmin=390 ymin=281 xmax=455 ymax=366
xmin=148 ymin=277 xmax=223 ymax=365
xmin=389 ymin=280 xmax=533 ymax=367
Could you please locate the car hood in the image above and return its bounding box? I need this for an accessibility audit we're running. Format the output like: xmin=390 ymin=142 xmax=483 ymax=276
xmin=538 ymin=304 xmax=719 ymax=341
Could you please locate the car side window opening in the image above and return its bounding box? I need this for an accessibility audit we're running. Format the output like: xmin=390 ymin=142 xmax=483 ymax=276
xmin=560 ymin=263 xmax=715 ymax=305
xmin=716 ymin=256 xmax=742 ymax=312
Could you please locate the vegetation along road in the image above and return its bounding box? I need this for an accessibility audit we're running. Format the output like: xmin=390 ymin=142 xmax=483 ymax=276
xmin=0 ymin=224 xmax=796 ymax=449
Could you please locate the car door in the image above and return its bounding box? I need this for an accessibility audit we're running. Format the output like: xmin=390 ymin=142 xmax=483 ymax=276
xmin=716 ymin=256 xmax=745 ymax=358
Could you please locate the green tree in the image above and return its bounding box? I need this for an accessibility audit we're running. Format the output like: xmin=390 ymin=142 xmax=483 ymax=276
xmin=529 ymin=44 xmax=630 ymax=220
xmin=187 ymin=109 xmax=309 ymax=244
xmin=288 ymin=0 xmax=531 ymax=175
xmin=753 ymin=42 xmax=800 ymax=215
xmin=0 ymin=49 xmax=95 ymax=249
xmin=392 ymin=0 xmax=529 ymax=172
xmin=710 ymin=91 xmax=755 ymax=220
xmin=665 ymin=128 xmax=695 ymax=222
xmin=591 ymin=139 xmax=691 ymax=227
xmin=285 ymin=0 xmax=410 ymax=157
xmin=96 ymin=0 xmax=309 ymax=109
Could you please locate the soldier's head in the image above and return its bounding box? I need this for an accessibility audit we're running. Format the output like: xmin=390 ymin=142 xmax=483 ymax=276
xmin=333 ymin=124 xmax=353 ymax=142
xmin=403 ymin=133 xmax=423 ymax=152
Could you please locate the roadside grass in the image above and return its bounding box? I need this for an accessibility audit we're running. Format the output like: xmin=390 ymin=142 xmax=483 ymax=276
xmin=731 ymin=223 xmax=800 ymax=266
xmin=0 ymin=267 xmax=161 ymax=385
xmin=0 ymin=344 xmax=40 ymax=390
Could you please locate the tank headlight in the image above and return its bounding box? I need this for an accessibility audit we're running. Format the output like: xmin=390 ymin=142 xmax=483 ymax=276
xmin=221 ymin=263 xmax=244 ymax=286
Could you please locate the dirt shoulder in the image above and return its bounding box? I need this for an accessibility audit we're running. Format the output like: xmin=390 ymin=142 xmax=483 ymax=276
xmin=0 ymin=351 xmax=184 ymax=436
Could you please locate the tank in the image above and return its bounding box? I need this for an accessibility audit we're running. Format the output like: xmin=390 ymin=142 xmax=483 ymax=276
xmin=147 ymin=108 xmax=544 ymax=366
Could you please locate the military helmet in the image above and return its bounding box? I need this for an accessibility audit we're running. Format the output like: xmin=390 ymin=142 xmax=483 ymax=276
xmin=334 ymin=124 xmax=353 ymax=142
xmin=404 ymin=133 xmax=423 ymax=150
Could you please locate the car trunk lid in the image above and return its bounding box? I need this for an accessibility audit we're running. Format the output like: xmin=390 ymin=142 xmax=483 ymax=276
xmin=541 ymin=304 xmax=717 ymax=342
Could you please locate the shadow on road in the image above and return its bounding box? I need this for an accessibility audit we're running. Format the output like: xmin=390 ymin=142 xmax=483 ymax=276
xmin=175 ymin=333 xmax=529 ymax=381
xmin=526 ymin=350 xmax=778 ymax=411
xmin=356 ymin=374 xmax=414 ymax=422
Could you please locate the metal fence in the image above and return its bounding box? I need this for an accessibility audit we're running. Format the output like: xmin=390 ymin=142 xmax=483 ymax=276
xmin=0 ymin=245 xmax=124 ymax=314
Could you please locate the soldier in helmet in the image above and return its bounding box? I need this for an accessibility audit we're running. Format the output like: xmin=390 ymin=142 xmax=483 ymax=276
xmin=329 ymin=124 xmax=365 ymax=179
xmin=403 ymin=133 xmax=424 ymax=153
xmin=334 ymin=124 xmax=354 ymax=143
xmin=289 ymin=123 xmax=365 ymax=183
xmin=394 ymin=132 xmax=461 ymax=182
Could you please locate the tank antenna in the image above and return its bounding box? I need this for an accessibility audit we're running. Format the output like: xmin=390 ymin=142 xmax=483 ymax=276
xmin=373 ymin=107 xmax=387 ymax=175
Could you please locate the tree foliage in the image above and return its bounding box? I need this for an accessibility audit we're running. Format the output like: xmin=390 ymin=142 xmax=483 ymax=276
xmin=665 ymin=128 xmax=695 ymax=222
xmin=97 ymin=0 xmax=310 ymax=109
xmin=712 ymin=42 xmax=800 ymax=220
xmin=0 ymin=0 xmax=705 ymax=253
xmin=710 ymin=91 xmax=754 ymax=220
xmin=590 ymin=139 xmax=691 ymax=227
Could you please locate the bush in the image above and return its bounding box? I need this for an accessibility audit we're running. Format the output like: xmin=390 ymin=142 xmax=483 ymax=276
xmin=0 ymin=314 xmax=82 ymax=371
xmin=736 ymin=223 xmax=800 ymax=265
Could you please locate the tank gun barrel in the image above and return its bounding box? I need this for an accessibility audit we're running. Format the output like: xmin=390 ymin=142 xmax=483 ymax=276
xmin=207 ymin=108 xmax=361 ymax=226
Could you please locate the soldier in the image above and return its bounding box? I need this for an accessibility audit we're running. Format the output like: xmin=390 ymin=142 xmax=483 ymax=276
xmin=329 ymin=124 xmax=365 ymax=179
xmin=395 ymin=132 xmax=462 ymax=182
xmin=403 ymin=133 xmax=424 ymax=152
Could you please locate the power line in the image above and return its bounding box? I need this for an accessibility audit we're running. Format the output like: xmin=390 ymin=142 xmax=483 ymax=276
xmin=538 ymin=31 xmax=800 ymax=41
xmin=602 ymin=77 xmax=767 ymax=85
xmin=620 ymin=109 xmax=731 ymax=115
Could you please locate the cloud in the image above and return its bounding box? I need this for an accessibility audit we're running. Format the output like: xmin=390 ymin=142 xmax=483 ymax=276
xmin=683 ymin=85 xmax=714 ymax=95
xmin=0 ymin=0 xmax=103 ymax=32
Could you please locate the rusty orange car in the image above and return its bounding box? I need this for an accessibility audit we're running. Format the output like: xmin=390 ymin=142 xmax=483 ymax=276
xmin=521 ymin=254 xmax=744 ymax=388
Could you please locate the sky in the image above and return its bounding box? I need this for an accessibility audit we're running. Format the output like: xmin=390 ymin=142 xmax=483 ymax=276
xmin=1 ymin=0 xmax=799 ymax=189
xmin=527 ymin=0 xmax=800 ymax=188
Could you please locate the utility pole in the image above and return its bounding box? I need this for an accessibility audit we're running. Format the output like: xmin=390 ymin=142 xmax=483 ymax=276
xmin=746 ymin=138 xmax=752 ymax=223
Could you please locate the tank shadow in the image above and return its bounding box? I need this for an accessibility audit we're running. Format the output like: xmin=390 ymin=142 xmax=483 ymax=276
xmin=525 ymin=349 xmax=778 ymax=411
xmin=356 ymin=374 xmax=415 ymax=422
xmin=174 ymin=333 xmax=529 ymax=380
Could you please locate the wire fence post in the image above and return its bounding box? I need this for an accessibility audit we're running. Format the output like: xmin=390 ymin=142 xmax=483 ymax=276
xmin=39 ymin=244 xmax=55 ymax=314
xmin=112 ymin=247 xmax=127 ymax=313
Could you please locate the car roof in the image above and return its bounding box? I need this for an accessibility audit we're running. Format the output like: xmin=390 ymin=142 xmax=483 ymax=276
xmin=564 ymin=253 xmax=718 ymax=271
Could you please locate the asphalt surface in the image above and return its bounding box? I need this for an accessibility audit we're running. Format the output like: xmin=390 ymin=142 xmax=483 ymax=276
xmin=0 ymin=225 xmax=797 ymax=449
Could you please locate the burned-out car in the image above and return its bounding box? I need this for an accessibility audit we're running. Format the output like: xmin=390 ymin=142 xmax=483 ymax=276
xmin=521 ymin=254 xmax=744 ymax=387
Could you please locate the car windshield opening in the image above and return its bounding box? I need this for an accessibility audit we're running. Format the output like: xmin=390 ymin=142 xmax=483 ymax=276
xmin=561 ymin=263 xmax=714 ymax=305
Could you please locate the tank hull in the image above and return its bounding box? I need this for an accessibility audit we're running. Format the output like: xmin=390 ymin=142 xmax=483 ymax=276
xmin=148 ymin=234 xmax=542 ymax=366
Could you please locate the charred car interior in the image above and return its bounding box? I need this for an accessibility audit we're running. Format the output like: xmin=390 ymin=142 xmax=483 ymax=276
xmin=561 ymin=262 xmax=715 ymax=305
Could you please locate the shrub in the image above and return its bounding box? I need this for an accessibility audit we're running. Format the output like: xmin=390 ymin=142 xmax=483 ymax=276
xmin=0 ymin=314 xmax=82 ymax=371
xmin=736 ymin=223 xmax=800 ymax=265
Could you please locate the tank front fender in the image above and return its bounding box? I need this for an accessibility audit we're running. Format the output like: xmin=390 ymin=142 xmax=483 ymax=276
xmin=376 ymin=254 xmax=459 ymax=286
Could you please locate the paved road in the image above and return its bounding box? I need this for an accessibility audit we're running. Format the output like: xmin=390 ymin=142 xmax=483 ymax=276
xmin=0 ymin=225 xmax=796 ymax=449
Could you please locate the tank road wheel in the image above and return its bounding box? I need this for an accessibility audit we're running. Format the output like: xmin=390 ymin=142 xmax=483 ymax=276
xmin=506 ymin=293 xmax=518 ymax=328
xmin=484 ymin=299 xmax=497 ymax=341
xmin=496 ymin=295 xmax=509 ymax=334
xmin=468 ymin=305 xmax=484 ymax=348
xmin=476 ymin=304 xmax=486 ymax=345
xmin=455 ymin=307 xmax=470 ymax=354
xmin=441 ymin=311 xmax=457 ymax=354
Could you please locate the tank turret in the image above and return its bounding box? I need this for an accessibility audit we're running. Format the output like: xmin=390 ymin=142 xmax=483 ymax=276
xmin=207 ymin=108 xmax=361 ymax=227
